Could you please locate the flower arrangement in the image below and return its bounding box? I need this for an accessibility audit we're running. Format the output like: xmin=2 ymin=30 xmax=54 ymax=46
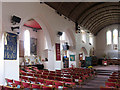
xmin=88 ymin=66 xmax=93 ymax=69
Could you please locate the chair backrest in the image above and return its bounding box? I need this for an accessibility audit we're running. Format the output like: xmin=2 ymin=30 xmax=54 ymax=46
xmin=108 ymin=79 xmax=117 ymax=83
xmin=21 ymin=72 xmax=27 ymax=76
xmin=42 ymin=85 xmax=53 ymax=90
xmin=31 ymin=84 xmax=41 ymax=89
xmin=29 ymin=77 xmax=36 ymax=83
xmin=63 ymin=78 xmax=73 ymax=82
xmin=100 ymin=86 xmax=116 ymax=90
xmin=55 ymin=77 xmax=63 ymax=81
xmin=34 ymin=74 xmax=40 ymax=78
xmin=22 ymin=82 xmax=31 ymax=88
xmin=14 ymin=80 xmax=22 ymax=86
xmin=21 ymin=76 xmax=29 ymax=82
xmin=45 ymin=80 xmax=53 ymax=85
xmin=48 ymin=76 xmax=55 ymax=80
xmin=27 ymin=73 xmax=34 ymax=77
xmin=5 ymin=78 xmax=13 ymax=86
xmin=54 ymin=81 xmax=64 ymax=87
xmin=105 ymin=82 xmax=116 ymax=87
xmin=41 ymin=75 xmax=48 ymax=79
xmin=37 ymin=78 xmax=44 ymax=84
xmin=3 ymin=86 xmax=14 ymax=90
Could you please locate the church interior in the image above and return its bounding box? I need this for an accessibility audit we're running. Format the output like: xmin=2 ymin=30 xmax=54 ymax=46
xmin=0 ymin=1 xmax=120 ymax=90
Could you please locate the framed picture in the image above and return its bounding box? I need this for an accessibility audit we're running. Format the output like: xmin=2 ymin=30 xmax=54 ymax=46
xmin=30 ymin=38 xmax=37 ymax=55
xmin=70 ymin=55 xmax=75 ymax=61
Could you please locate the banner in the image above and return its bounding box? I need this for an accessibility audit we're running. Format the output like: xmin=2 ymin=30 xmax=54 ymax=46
xmin=56 ymin=43 xmax=61 ymax=61
xmin=4 ymin=32 xmax=17 ymax=60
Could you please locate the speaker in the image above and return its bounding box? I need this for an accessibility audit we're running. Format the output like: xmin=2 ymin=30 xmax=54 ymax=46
xmin=11 ymin=15 xmax=21 ymax=24
xmin=57 ymin=31 xmax=63 ymax=36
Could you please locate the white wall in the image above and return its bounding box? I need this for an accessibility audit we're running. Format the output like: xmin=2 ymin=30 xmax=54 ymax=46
xmin=96 ymin=24 xmax=119 ymax=59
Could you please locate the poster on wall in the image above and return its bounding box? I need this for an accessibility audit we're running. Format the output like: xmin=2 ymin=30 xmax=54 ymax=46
xmin=4 ymin=32 xmax=17 ymax=60
xmin=56 ymin=43 xmax=61 ymax=61
xmin=70 ymin=55 xmax=75 ymax=61
xmin=30 ymin=38 xmax=37 ymax=55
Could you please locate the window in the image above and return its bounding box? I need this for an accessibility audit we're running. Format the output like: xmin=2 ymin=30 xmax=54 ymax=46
xmin=60 ymin=32 xmax=65 ymax=41
xmin=89 ymin=35 xmax=93 ymax=45
xmin=81 ymin=30 xmax=86 ymax=43
xmin=44 ymin=37 xmax=48 ymax=49
xmin=24 ymin=30 xmax=30 ymax=56
xmin=106 ymin=30 xmax=112 ymax=45
xmin=113 ymin=29 xmax=118 ymax=44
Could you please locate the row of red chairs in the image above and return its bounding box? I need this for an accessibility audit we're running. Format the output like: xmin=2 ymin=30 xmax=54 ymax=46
xmin=20 ymin=72 xmax=84 ymax=85
xmin=5 ymin=78 xmax=69 ymax=89
xmin=20 ymin=75 xmax=77 ymax=87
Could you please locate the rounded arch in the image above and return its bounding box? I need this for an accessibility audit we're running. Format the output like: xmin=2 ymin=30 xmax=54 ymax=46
xmin=80 ymin=47 xmax=88 ymax=55
xmin=65 ymin=28 xmax=76 ymax=47
xmin=20 ymin=15 xmax=53 ymax=50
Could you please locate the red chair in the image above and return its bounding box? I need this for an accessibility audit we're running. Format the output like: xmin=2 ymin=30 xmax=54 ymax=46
xmin=63 ymin=78 xmax=75 ymax=87
xmin=48 ymin=76 xmax=55 ymax=80
xmin=21 ymin=76 xmax=29 ymax=82
xmin=105 ymin=82 xmax=116 ymax=87
xmin=31 ymin=84 xmax=41 ymax=89
xmin=116 ymin=83 xmax=120 ymax=88
xmin=22 ymin=82 xmax=31 ymax=89
xmin=27 ymin=73 xmax=34 ymax=77
xmin=49 ymin=73 xmax=56 ymax=76
xmin=43 ymin=72 xmax=49 ymax=75
xmin=45 ymin=80 xmax=54 ymax=85
xmin=30 ymin=71 xmax=36 ymax=74
xmin=34 ymin=74 xmax=40 ymax=78
xmin=100 ymin=86 xmax=116 ymax=90
xmin=21 ymin=72 xmax=27 ymax=76
xmin=55 ymin=77 xmax=63 ymax=81
xmin=41 ymin=75 xmax=48 ymax=79
xmin=64 ymin=75 xmax=71 ymax=78
xmin=3 ymin=86 xmax=14 ymax=90
xmin=37 ymin=78 xmax=44 ymax=84
xmin=42 ymin=85 xmax=53 ymax=90
xmin=5 ymin=78 xmax=14 ymax=86
xmin=108 ymin=79 xmax=117 ymax=83
xmin=13 ymin=80 xmax=22 ymax=88
xmin=50 ymin=71 xmax=55 ymax=73
xmin=63 ymin=78 xmax=73 ymax=82
xmin=54 ymin=81 xmax=68 ymax=90
xmin=29 ymin=77 xmax=36 ymax=84
xmin=54 ymin=81 xmax=64 ymax=87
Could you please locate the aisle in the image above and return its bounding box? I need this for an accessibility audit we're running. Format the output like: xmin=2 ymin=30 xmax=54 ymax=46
xmin=80 ymin=75 xmax=109 ymax=89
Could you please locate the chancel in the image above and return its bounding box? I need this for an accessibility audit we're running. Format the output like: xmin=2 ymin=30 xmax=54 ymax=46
xmin=0 ymin=1 xmax=120 ymax=90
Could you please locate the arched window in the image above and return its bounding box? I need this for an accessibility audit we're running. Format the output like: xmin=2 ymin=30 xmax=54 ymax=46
xmin=60 ymin=32 xmax=65 ymax=41
xmin=89 ymin=35 xmax=93 ymax=45
xmin=113 ymin=29 xmax=118 ymax=44
xmin=24 ymin=30 xmax=30 ymax=56
xmin=82 ymin=30 xmax=86 ymax=43
xmin=106 ymin=30 xmax=112 ymax=45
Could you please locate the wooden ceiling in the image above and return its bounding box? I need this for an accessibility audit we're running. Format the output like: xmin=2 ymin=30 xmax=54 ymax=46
xmin=45 ymin=2 xmax=120 ymax=35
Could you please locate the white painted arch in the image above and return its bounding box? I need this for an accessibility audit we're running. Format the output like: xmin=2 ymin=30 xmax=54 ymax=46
xmin=20 ymin=15 xmax=53 ymax=50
